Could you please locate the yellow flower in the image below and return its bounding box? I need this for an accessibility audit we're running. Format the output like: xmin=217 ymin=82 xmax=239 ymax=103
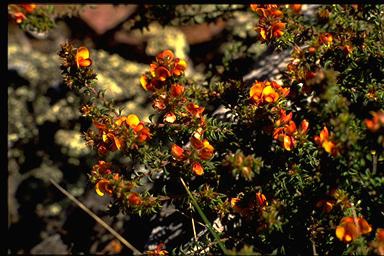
xmin=76 ymin=47 xmax=92 ymax=68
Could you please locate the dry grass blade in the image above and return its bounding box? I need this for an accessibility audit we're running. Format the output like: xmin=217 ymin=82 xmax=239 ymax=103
xmin=49 ymin=179 xmax=142 ymax=255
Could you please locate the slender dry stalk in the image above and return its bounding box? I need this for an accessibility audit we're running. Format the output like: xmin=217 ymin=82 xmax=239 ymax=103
xmin=49 ymin=179 xmax=142 ymax=255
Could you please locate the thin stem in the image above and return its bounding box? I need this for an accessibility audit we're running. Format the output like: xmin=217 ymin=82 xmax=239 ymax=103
xmin=180 ymin=177 xmax=228 ymax=255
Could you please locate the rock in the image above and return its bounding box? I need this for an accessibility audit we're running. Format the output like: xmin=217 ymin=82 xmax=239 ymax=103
xmin=80 ymin=5 xmax=137 ymax=35
xmin=30 ymin=234 xmax=69 ymax=255
xmin=55 ymin=129 xmax=91 ymax=158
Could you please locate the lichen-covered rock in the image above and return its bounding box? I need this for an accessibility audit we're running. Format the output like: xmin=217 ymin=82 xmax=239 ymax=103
xmin=54 ymin=129 xmax=91 ymax=158
xmin=8 ymin=86 xmax=39 ymax=145
xmin=34 ymin=95 xmax=80 ymax=126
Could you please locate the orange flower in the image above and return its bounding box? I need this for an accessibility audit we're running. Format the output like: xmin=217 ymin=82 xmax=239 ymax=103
xmin=96 ymin=179 xmax=113 ymax=196
xmin=250 ymin=4 xmax=279 ymax=17
xmin=76 ymin=47 xmax=92 ymax=68
xmin=256 ymin=192 xmax=268 ymax=207
xmin=155 ymin=66 xmax=171 ymax=81
xmin=336 ymin=221 xmax=359 ymax=243
xmin=192 ymin=162 xmax=204 ymax=176
xmin=314 ymin=126 xmax=338 ymax=156
xmin=250 ymin=81 xmax=264 ymax=104
xmin=198 ymin=140 xmax=214 ymax=160
xmin=128 ymin=192 xmax=142 ymax=205
xmin=156 ymin=49 xmax=174 ymax=64
xmin=299 ymin=119 xmax=309 ymax=135
xmin=308 ymin=47 xmax=316 ymax=54
xmin=275 ymin=109 xmax=293 ymax=127
xmin=134 ymin=122 xmax=151 ymax=142
xmin=336 ymin=217 xmax=372 ymax=243
xmin=283 ymin=134 xmax=295 ymax=151
xmin=290 ymin=4 xmax=302 ymax=14
xmin=172 ymin=58 xmax=187 ymax=76
xmin=190 ymin=136 xmax=204 ymax=150
xmin=284 ymin=120 xmax=297 ymax=135
xmin=271 ymin=22 xmax=285 ymax=38
xmin=171 ymin=144 xmax=184 ymax=160
xmin=140 ymin=75 xmax=152 ymax=91
xmin=115 ymin=114 xmax=140 ymax=129
xmin=164 ymin=112 xmax=176 ymax=123
xmin=20 ymin=4 xmax=37 ymax=13
xmin=186 ymin=102 xmax=205 ymax=118
xmin=319 ymin=33 xmax=333 ymax=45
xmin=170 ymin=84 xmax=185 ymax=97
xmin=364 ymin=110 xmax=384 ymax=132
xmin=13 ymin=12 xmax=26 ymax=24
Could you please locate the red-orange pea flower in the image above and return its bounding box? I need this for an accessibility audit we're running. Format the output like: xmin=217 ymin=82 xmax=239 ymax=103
xmin=115 ymin=114 xmax=140 ymax=129
xmin=172 ymin=58 xmax=187 ymax=76
xmin=336 ymin=217 xmax=372 ymax=243
xmin=140 ymin=75 xmax=152 ymax=91
xmin=21 ymin=4 xmax=37 ymax=13
xmin=283 ymin=134 xmax=295 ymax=151
xmin=128 ymin=192 xmax=142 ymax=205
xmin=96 ymin=179 xmax=113 ymax=196
xmin=170 ymin=84 xmax=185 ymax=97
xmin=156 ymin=49 xmax=174 ymax=64
xmin=186 ymin=102 xmax=205 ymax=118
xmin=76 ymin=47 xmax=92 ymax=68
xmin=299 ymin=119 xmax=309 ymax=135
xmin=271 ymin=22 xmax=285 ymax=38
xmin=192 ymin=162 xmax=204 ymax=176
xmin=290 ymin=4 xmax=302 ymax=14
xmin=14 ymin=12 xmax=26 ymax=24
xmin=284 ymin=120 xmax=297 ymax=135
xmin=155 ymin=66 xmax=171 ymax=81
xmin=319 ymin=33 xmax=333 ymax=45
xmin=171 ymin=144 xmax=184 ymax=160
xmin=164 ymin=112 xmax=176 ymax=123
xmin=198 ymin=140 xmax=214 ymax=160
xmin=256 ymin=192 xmax=268 ymax=207
xmin=250 ymin=82 xmax=264 ymax=104
xmin=336 ymin=221 xmax=359 ymax=243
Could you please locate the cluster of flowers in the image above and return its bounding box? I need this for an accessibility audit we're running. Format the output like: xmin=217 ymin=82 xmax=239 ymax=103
xmin=75 ymin=47 xmax=151 ymax=155
xmin=8 ymin=4 xmax=37 ymax=24
xmin=314 ymin=126 xmax=338 ymax=156
xmin=249 ymin=80 xmax=290 ymax=106
xmin=92 ymin=161 xmax=142 ymax=206
xmin=272 ymin=109 xmax=309 ymax=151
xmin=140 ymin=50 xmax=190 ymax=122
xmin=250 ymin=4 xmax=286 ymax=42
xmin=171 ymin=128 xmax=214 ymax=176
xmin=140 ymin=50 xmax=214 ymax=176
xmin=286 ymin=32 xmax=352 ymax=91
xmin=92 ymin=114 xmax=151 ymax=155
